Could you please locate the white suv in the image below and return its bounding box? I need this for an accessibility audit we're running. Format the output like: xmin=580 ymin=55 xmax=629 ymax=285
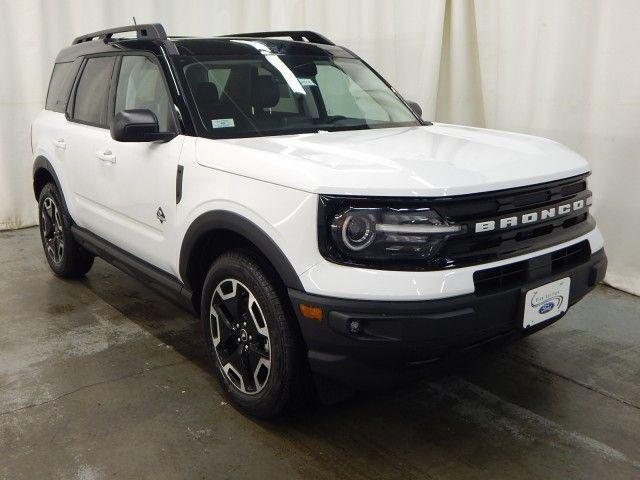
xmin=32 ymin=24 xmax=607 ymax=418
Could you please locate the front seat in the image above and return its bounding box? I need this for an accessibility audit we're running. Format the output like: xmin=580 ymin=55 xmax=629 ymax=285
xmin=250 ymin=76 xmax=280 ymax=127
xmin=194 ymin=81 xmax=249 ymax=130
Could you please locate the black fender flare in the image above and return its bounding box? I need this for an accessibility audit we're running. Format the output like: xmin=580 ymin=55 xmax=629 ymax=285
xmin=179 ymin=210 xmax=304 ymax=291
xmin=32 ymin=156 xmax=70 ymax=214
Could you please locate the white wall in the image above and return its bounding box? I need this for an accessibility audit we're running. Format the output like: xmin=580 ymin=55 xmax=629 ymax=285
xmin=1 ymin=0 xmax=638 ymax=295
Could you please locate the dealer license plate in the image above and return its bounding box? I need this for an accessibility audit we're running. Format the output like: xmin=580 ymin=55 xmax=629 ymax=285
xmin=523 ymin=277 xmax=571 ymax=328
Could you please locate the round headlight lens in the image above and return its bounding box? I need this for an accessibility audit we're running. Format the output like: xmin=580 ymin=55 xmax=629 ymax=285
xmin=341 ymin=214 xmax=376 ymax=251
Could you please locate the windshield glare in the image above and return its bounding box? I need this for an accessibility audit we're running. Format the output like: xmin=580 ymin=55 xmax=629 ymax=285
xmin=178 ymin=54 xmax=420 ymax=138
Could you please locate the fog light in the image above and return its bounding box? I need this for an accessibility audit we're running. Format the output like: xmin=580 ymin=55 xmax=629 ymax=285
xmin=348 ymin=319 xmax=361 ymax=334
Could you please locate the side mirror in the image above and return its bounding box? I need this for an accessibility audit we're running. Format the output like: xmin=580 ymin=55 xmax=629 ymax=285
xmin=407 ymin=100 xmax=422 ymax=119
xmin=110 ymin=109 xmax=176 ymax=142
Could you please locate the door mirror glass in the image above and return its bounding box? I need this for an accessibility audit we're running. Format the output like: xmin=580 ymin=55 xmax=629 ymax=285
xmin=110 ymin=109 xmax=175 ymax=142
xmin=407 ymin=100 xmax=422 ymax=119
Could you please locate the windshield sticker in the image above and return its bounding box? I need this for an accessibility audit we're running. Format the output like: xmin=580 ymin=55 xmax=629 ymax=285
xmin=211 ymin=118 xmax=235 ymax=128
xmin=298 ymin=77 xmax=316 ymax=87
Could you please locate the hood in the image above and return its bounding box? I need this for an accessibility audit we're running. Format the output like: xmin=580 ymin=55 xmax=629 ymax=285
xmin=195 ymin=123 xmax=590 ymax=197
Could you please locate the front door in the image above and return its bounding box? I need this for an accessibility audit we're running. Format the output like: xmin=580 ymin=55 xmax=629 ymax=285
xmin=96 ymin=54 xmax=184 ymax=273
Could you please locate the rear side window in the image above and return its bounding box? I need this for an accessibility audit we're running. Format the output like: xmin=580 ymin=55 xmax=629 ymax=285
xmin=45 ymin=62 xmax=76 ymax=113
xmin=73 ymin=56 xmax=115 ymax=126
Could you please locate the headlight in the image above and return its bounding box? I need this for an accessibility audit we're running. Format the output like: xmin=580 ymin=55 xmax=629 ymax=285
xmin=319 ymin=196 xmax=466 ymax=269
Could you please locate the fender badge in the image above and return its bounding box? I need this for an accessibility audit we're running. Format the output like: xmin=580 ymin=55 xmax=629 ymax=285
xmin=156 ymin=207 xmax=166 ymax=224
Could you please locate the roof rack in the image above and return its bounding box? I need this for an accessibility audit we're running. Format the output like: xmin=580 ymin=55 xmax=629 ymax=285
xmin=72 ymin=23 xmax=167 ymax=45
xmin=222 ymin=30 xmax=335 ymax=46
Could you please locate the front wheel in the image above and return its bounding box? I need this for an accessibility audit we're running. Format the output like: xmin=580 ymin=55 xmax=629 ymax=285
xmin=201 ymin=251 xmax=309 ymax=418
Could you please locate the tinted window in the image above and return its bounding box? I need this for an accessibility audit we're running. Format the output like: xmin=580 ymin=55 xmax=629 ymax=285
xmin=73 ymin=56 xmax=115 ymax=126
xmin=46 ymin=62 xmax=77 ymax=112
xmin=179 ymin=55 xmax=418 ymax=139
xmin=315 ymin=64 xmax=390 ymax=121
xmin=115 ymin=56 xmax=174 ymax=131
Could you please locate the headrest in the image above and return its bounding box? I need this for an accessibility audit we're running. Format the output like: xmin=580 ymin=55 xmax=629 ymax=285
xmin=251 ymin=77 xmax=280 ymax=109
xmin=195 ymin=82 xmax=219 ymax=106
xmin=292 ymin=61 xmax=317 ymax=77
xmin=186 ymin=64 xmax=208 ymax=85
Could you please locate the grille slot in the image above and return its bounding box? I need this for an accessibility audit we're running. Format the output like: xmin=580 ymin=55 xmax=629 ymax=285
xmin=473 ymin=240 xmax=591 ymax=294
xmin=550 ymin=240 xmax=591 ymax=271
xmin=473 ymin=261 xmax=528 ymax=293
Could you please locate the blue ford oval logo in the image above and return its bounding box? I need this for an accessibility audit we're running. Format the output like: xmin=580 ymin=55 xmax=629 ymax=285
xmin=538 ymin=302 xmax=555 ymax=314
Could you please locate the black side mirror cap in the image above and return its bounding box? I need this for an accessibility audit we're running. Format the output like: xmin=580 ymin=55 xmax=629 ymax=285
xmin=110 ymin=109 xmax=176 ymax=142
xmin=407 ymin=100 xmax=422 ymax=119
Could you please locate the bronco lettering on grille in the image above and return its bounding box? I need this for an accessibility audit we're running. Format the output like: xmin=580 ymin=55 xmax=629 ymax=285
xmin=474 ymin=196 xmax=592 ymax=233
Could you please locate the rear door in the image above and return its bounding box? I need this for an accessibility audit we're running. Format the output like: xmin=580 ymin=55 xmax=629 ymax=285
xmin=63 ymin=55 xmax=118 ymax=232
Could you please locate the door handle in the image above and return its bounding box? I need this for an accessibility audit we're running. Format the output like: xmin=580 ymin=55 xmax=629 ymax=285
xmin=53 ymin=138 xmax=67 ymax=150
xmin=96 ymin=150 xmax=116 ymax=164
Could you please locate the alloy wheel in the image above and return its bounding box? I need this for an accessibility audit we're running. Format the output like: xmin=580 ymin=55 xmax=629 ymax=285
xmin=41 ymin=196 xmax=64 ymax=265
xmin=209 ymin=278 xmax=272 ymax=395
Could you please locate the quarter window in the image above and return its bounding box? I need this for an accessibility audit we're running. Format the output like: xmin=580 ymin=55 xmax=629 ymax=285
xmin=46 ymin=62 xmax=76 ymax=113
xmin=73 ymin=56 xmax=115 ymax=126
xmin=115 ymin=56 xmax=174 ymax=132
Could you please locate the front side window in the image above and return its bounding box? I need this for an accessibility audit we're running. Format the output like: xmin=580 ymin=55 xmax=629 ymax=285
xmin=115 ymin=55 xmax=174 ymax=132
xmin=177 ymin=52 xmax=419 ymax=138
xmin=73 ymin=56 xmax=115 ymax=126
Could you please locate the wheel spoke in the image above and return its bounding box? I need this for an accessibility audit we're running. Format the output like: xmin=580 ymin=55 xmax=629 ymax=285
xmin=226 ymin=343 xmax=256 ymax=392
xmin=213 ymin=304 xmax=237 ymax=338
xmin=247 ymin=343 xmax=269 ymax=362
xmin=42 ymin=211 xmax=53 ymax=237
xmin=225 ymin=286 xmax=249 ymax=320
xmin=54 ymin=209 xmax=63 ymax=230
xmin=248 ymin=336 xmax=269 ymax=359
xmin=216 ymin=335 xmax=239 ymax=365
xmin=53 ymin=238 xmax=60 ymax=262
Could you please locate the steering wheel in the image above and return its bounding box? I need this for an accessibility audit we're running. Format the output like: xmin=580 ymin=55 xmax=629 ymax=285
xmin=324 ymin=115 xmax=348 ymax=124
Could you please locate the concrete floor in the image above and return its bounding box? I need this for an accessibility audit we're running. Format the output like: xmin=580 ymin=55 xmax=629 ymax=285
xmin=1 ymin=227 xmax=639 ymax=480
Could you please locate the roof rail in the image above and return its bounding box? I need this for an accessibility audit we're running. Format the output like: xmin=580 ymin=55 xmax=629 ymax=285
xmin=72 ymin=23 xmax=167 ymax=45
xmin=222 ymin=30 xmax=335 ymax=46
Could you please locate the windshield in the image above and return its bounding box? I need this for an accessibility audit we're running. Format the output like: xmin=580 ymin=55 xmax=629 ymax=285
xmin=175 ymin=51 xmax=420 ymax=138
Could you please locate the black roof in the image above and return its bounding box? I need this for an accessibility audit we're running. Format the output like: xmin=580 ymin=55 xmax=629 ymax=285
xmin=55 ymin=24 xmax=355 ymax=62
xmin=172 ymin=38 xmax=354 ymax=58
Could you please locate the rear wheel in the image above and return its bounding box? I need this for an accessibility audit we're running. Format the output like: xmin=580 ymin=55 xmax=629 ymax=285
xmin=201 ymin=251 xmax=309 ymax=418
xmin=38 ymin=183 xmax=94 ymax=278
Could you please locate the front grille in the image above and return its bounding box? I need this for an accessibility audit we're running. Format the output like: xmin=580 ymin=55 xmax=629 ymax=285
xmin=473 ymin=240 xmax=591 ymax=294
xmin=431 ymin=174 xmax=594 ymax=268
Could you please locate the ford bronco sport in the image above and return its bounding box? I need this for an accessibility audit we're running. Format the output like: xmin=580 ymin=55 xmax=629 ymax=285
xmin=31 ymin=24 xmax=607 ymax=418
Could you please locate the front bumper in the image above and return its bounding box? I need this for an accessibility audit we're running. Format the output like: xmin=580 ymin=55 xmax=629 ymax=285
xmin=289 ymin=248 xmax=607 ymax=390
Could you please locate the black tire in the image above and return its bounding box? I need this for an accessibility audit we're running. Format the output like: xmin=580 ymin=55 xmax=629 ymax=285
xmin=201 ymin=250 xmax=309 ymax=418
xmin=38 ymin=183 xmax=94 ymax=278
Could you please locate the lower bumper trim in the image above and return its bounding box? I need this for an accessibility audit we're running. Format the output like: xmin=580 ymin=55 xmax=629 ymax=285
xmin=289 ymin=249 xmax=607 ymax=389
